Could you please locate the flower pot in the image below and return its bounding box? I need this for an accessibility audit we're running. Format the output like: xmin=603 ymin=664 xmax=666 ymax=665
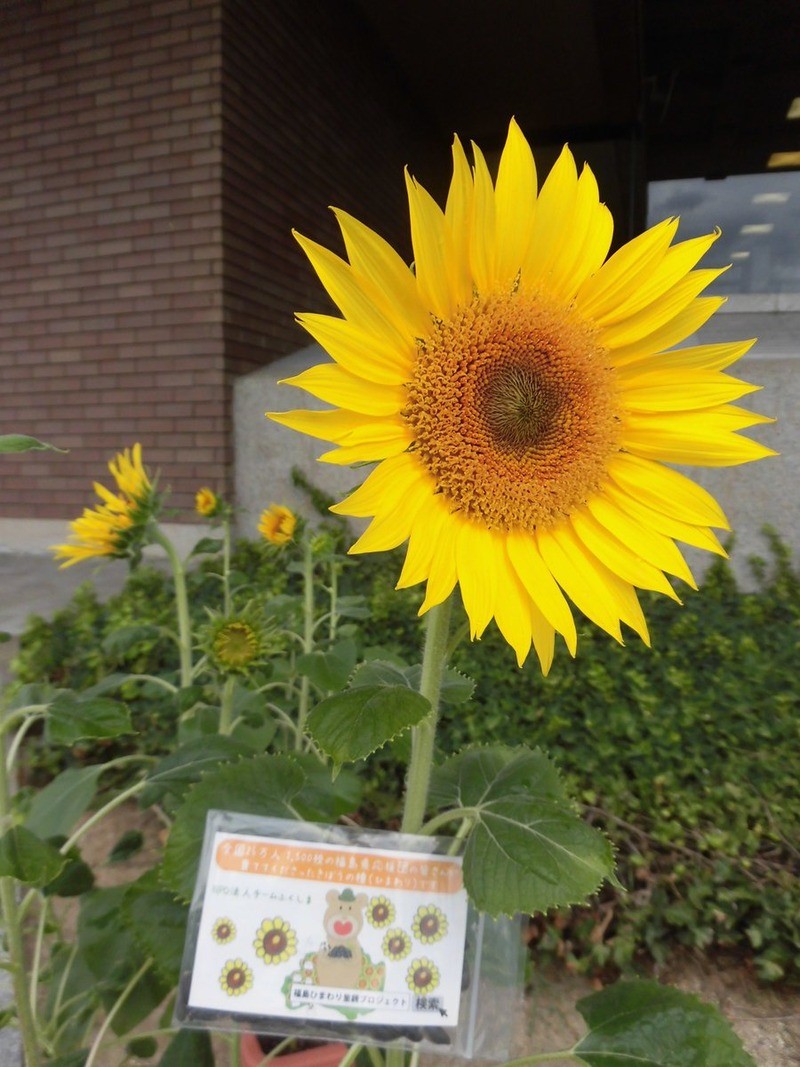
xmin=239 ymin=1032 xmax=348 ymax=1067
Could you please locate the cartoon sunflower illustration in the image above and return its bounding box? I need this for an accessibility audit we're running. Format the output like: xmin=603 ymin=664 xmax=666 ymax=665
xmin=219 ymin=958 xmax=253 ymax=997
xmin=406 ymin=957 xmax=440 ymax=996
xmin=254 ymin=917 xmax=297 ymax=965
xmin=382 ymin=928 xmax=412 ymax=960
xmin=211 ymin=917 xmax=236 ymax=945
xmin=412 ymin=904 xmax=448 ymax=944
xmin=367 ymin=894 xmax=395 ymax=928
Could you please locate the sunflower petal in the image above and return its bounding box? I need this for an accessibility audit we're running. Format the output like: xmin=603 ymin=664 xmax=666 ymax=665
xmin=621 ymin=369 xmax=760 ymax=411
xmin=444 ymin=135 xmax=475 ymax=307
xmin=607 ymin=453 xmax=729 ymax=529
xmin=547 ymin=164 xmax=613 ymax=301
xmin=330 ymin=453 xmax=427 ymax=517
xmin=608 ymin=297 xmax=726 ymax=367
xmin=520 ymin=145 xmax=579 ymax=289
xmin=296 ymin=313 xmax=413 ymax=384
xmin=571 ymin=509 xmax=680 ymax=600
xmin=456 ymin=521 xmax=498 ymax=638
xmin=267 ymin=407 xmax=374 ymax=442
xmin=603 ymin=482 xmax=727 ymax=556
xmin=505 ymin=530 xmax=578 ymax=654
xmin=492 ymin=549 xmax=534 ymax=666
xmin=469 ymin=140 xmax=497 ymax=293
xmin=405 ymin=171 xmax=453 ymax=319
xmin=279 ymin=364 xmax=406 ymax=416
xmin=587 ymin=491 xmax=698 ymax=585
xmin=616 ymin=338 xmax=756 ymax=377
xmin=494 ymin=117 xmax=537 ymax=288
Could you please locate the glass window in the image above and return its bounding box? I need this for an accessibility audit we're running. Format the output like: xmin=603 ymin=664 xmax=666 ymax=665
xmin=648 ymin=172 xmax=800 ymax=295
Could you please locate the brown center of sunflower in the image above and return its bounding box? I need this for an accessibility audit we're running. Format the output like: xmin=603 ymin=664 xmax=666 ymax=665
xmin=404 ymin=292 xmax=619 ymax=531
xmin=413 ymin=967 xmax=431 ymax=988
xmin=226 ymin=968 xmax=245 ymax=989
xmin=263 ymin=930 xmax=287 ymax=954
xmin=420 ymin=915 xmax=438 ymax=935
xmin=388 ymin=937 xmax=406 ymax=955
xmin=217 ymin=924 xmax=231 ymax=939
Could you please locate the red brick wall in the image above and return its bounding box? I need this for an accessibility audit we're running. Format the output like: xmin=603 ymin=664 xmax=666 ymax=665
xmin=0 ymin=0 xmax=436 ymax=523
xmin=0 ymin=0 xmax=226 ymax=519
xmin=220 ymin=0 xmax=437 ymax=376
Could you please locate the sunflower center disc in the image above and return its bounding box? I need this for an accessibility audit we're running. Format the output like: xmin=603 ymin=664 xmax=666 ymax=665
xmin=404 ymin=291 xmax=619 ymax=532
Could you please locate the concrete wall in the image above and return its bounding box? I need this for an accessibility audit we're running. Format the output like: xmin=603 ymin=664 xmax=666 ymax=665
xmin=234 ymin=297 xmax=797 ymax=587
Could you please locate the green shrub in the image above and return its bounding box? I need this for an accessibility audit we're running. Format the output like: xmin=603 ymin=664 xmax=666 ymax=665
xmin=10 ymin=530 xmax=800 ymax=981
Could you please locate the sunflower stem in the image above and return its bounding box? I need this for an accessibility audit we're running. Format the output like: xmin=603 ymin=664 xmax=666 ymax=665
xmin=0 ymin=729 xmax=42 ymax=1067
xmin=401 ymin=596 xmax=453 ymax=835
xmin=219 ymin=675 xmax=236 ymax=735
xmin=223 ymin=514 xmax=232 ymax=615
xmin=295 ymin=538 xmax=315 ymax=749
xmin=150 ymin=525 xmax=193 ymax=688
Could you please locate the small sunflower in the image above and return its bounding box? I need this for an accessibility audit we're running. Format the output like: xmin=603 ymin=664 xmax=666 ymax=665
xmin=406 ymin=957 xmax=440 ymax=996
xmin=270 ymin=119 xmax=774 ymax=673
xmin=367 ymin=895 xmax=395 ymax=928
xmin=254 ymin=917 xmax=297 ymax=965
xmin=211 ymin=917 xmax=236 ymax=944
xmin=51 ymin=444 xmax=159 ymax=567
xmin=202 ymin=603 xmax=275 ymax=675
xmin=382 ymin=928 xmax=411 ymax=960
xmin=219 ymin=958 xmax=253 ymax=997
xmin=195 ymin=486 xmax=221 ymax=518
xmin=411 ymin=904 xmax=448 ymax=944
xmin=259 ymin=503 xmax=297 ymax=545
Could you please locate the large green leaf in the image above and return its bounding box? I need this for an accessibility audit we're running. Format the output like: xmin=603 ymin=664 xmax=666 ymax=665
xmin=25 ymin=765 xmax=104 ymax=840
xmin=292 ymin=753 xmax=363 ymax=821
xmin=430 ymin=746 xmax=615 ymax=917
xmin=0 ymin=433 xmax=66 ymax=453
xmin=307 ymin=685 xmax=430 ymax=766
xmin=350 ymin=659 xmax=475 ymax=706
xmin=161 ymin=755 xmax=305 ymax=902
xmin=0 ymin=825 xmax=66 ymax=886
xmin=574 ymin=980 xmax=756 ymax=1066
xmin=46 ymin=693 xmax=133 ymax=746
xmin=138 ymin=736 xmax=252 ymax=808
xmin=158 ymin=1030 xmax=214 ymax=1067
xmin=122 ymin=870 xmax=189 ymax=985
xmin=297 ymin=638 xmax=358 ymax=691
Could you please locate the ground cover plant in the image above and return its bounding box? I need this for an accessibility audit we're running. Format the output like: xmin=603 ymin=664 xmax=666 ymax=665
xmin=10 ymin=528 xmax=799 ymax=988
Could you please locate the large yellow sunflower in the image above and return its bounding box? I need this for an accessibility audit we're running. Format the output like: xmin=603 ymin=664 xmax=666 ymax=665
xmin=269 ymin=120 xmax=774 ymax=672
xmin=51 ymin=444 xmax=157 ymax=568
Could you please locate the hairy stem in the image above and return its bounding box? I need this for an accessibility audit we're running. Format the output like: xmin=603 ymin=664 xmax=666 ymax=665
xmin=219 ymin=675 xmax=236 ymax=735
xmin=295 ymin=539 xmax=315 ymax=749
xmin=401 ymin=595 xmax=453 ymax=834
xmin=150 ymin=524 xmax=193 ymax=688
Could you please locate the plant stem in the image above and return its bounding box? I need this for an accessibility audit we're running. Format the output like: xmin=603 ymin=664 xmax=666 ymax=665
xmin=84 ymin=959 xmax=153 ymax=1067
xmin=60 ymin=777 xmax=146 ymax=854
xmin=329 ymin=561 xmax=339 ymax=645
xmin=400 ymin=594 xmax=453 ymax=835
xmin=5 ymin=713 xmax=45 ymax=772
xmin=499 ymin=1052 xmax=580 ymax=1066
xmin=219 ymin=675 xmax=236 ymax=735
xmin=295 ymin=538 xmax=315 ymax=749
xmin=0 ymin=737 xmax=41 ymax=1065
xmin=150 ymin=524 xmax=193 ymax=688
xmin=223 ymin=515 xmax=232 ymax=615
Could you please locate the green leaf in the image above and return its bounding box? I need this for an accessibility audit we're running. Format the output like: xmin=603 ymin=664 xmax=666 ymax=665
xmin=297 ymin=638 xmax=358 ymax=691
xmin=350 ymin=659 xmax=475 ymax=706
xmin=0 ymin=631 xmax=11 ymax=644
xmin=158 ymin=1030 xmax=214 ymax=1067
xmin=127 ymin=1036 xmax=159 ymax=1059
xmin=25 ymin=765 xmax=104 ymax=839
xmin=0 ymin=825 xmax=66 ymax=886
xmin=108 ymin=829 xmax=145 ymax=864
xmin=0 ymin=433 xmax=66 ymax=453
xmin=122 ymin=870 xmax=189 ymax=985
xmin=43 ymin=846 xmax=94 ymax=897
xmin=334 ymin=595 xmax=371 ymax=619
xmin=189 ymin=536 xmax=223 ymax=557
xmin=46 ymin=693 xmax=133 ymax=746
xmin=102 ymin=624 xmax=162 ymax=658
xmin=292 ymin=753 xmax=363 ymax=821
xmin=307 ymin=685 xmax=431 ymax=766
xmin=47 ymin=1052 xmax=89 ymax=1067
xmin=430 ymin=746 xmax=615 ymax=917
xmin=161 ymin=755 xmax=305 ymax=901
xmin=575 ymin=979 xmax=757 ymax=1066
xmin=139 ymin=736 xmax=252 ymax=808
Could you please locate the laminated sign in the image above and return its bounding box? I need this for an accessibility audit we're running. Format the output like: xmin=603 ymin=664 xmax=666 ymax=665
xmin=175 ymin=812 xmax=529 ymax=1058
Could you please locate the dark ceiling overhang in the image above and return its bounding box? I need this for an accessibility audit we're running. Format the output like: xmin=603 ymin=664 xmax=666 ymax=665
xmin=352 ymin=0 xmax=800 ymax=240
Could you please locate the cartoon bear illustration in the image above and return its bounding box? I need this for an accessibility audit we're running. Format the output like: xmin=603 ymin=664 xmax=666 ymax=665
xmin=314 ymin=888 xmax=368 ymax=989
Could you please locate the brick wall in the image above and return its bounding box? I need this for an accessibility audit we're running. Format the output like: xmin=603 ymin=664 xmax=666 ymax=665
xmin=0 ymin=0 xmax=226 ymax=519
xmin=0 ymin=0 xmax=435 ymax=524
xmin=219 ymin=0 xmax=437 ymax=378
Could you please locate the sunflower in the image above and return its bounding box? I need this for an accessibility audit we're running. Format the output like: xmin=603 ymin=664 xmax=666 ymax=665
xmin=254 ymin=917 xmax=297 ymax=965
xmin=195 ymin=486 xmax=221 ymax=518
xmin=382 ymin=928 xmax=412 ymax=960
xmin=406 ymin=957 xmax=440 ymax=996
xmin=269 ymin=119 xmax=775 ymax=672
xmin=219 ymin=958 xmax=253 ymax=996
xmin=412 ymin=904 xmax=447 ymax=944
xmin=211 ymin=917 xmax=236 ymax=944
xmin=259 ymin=503 xmax=297 ymax=545
xmin=367 ymin=895 xmax=395 ymax=928
xmin=202 ymin=602 xmax=276 ymax=675
xmin=51 ymin=444 xmax=159 ymax=568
